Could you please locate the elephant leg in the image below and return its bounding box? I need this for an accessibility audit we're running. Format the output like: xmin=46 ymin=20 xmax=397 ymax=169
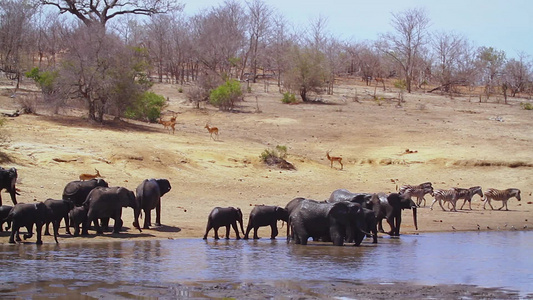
xmin=213 ymin=226 xmax=220 ymax=240
xmin=378 ymin=219 xmax=386 ymax=233
xmin=155 ymin=201 xmax=161 ymax=226
xmin=143 ymin=209 xmax=151 ymax=229
xmin=113 ymin=218 xmax=123 ymax=234
xmin=64 ymin=215 xmax=71 ymax=235
xmin=8 ymin=223 xmax=18 ymax=243
xmin=203 ymin=222 xmax=212 ymax=240
xmin=394 ymin=214 xmax=402 ymax=236
xmin=73 ymin=223 xmax=80 ymax=236
xmin=385 ymin=218 xmax=395 ymax=235
xmin=270 ymin=223 xmax=278 ymax=239
xmin=100 ymin=218 xmax=110 ymax=232
xmin=244 ymin=222 xmax=252 ymax=240
xmin=23 ymin=225 xmax=34 ymax=240
xmin=231 ymin=222 xmax=241 ymax=240
xmin=44 ymin=221 xmax=51 ymax=235
xmin=35 ymin=223 xmax=43 ymax=245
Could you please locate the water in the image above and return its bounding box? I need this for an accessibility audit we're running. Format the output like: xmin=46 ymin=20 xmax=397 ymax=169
xmin=0 ymin=231 xmax=531 ymax=297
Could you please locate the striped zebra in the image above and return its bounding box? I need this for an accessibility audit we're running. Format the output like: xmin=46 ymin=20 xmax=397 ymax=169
xmin=430 ymin=189 xmax=458 ymax=211
xmin=453 ymin=186 xmax=483 ymax=210
xmin=400 ymin=186 xmax=434 ymax=207
xmin=483 ymin=188 xmax=521 ymax=211
xmin=398 ymin=182 xmax=432 ymax=194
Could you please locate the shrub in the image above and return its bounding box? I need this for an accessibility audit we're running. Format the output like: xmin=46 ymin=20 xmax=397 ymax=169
xmin=260 ymin=145 xmax=288 ymax=161
xmin=178 ymin=87 xmax=183 ymax=93
xmin=393 ymin=80 xmax=407 ymax=90
xmin=124 ymin=91 xmax=166 ymax=122
xmin=281 ymin=92 xmax=297 ymax=104
xmin=209 ymin=79 xmax=243 ymax=111
xmin=26 ymin=67 xmax=58 ymax=95
xmin=520 ymin=102 xmax=533 ymax=110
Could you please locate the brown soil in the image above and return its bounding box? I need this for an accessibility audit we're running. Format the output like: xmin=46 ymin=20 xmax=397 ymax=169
xmin=0 ymin=79 xmax=532 ymax=244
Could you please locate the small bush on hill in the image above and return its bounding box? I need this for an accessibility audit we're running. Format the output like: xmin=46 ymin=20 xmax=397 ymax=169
xmin=281 ymin=92 xmax=297 ymax=104
xmin=520 ymin=102 xmax=533 ymax=110
xmin=209 ymin=79 xmax=243 ymax=111
xmin=125 ymin=91 xmax=166 ymax=122
xmin=260 ymin=145 xmax=294 ymax=170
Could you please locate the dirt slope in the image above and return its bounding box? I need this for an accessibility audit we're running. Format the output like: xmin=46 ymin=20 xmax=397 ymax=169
xmin=0 ymin=79 xmax=531 ymax=243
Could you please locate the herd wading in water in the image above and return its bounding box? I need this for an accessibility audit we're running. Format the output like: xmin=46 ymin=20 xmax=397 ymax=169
xmin=0 ymin=166 xmax=522 ymax=246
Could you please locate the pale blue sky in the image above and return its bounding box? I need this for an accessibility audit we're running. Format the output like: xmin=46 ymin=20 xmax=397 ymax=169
xmin=182 ymin=0 xmax=533 ymax=59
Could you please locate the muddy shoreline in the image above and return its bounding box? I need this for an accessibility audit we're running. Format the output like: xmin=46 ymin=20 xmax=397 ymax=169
xmin=1 ymin=279 xmax=527 ymax=299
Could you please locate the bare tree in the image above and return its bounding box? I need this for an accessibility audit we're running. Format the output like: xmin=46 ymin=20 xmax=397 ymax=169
xmin=378 ymin=7 xmax=430 ymax=93
xmin=190 ymin=1 xmax=247 ymax=78
xmin=242 ymin=0 xmax=272 ymax=82
xmin=0 ymin=0 xmax=38 ymax=89
xmin=476 ymin=46 xmax=506 ymax=101
xmin=38 ymin=0 xmax=182 ymax=27
xmin=501 ymin=52 xmax=532 ymax=97
xmin=430 ymin=31 xmax=471 ymax=94
xmin=264 ymin=13 xmax=292 ymax=90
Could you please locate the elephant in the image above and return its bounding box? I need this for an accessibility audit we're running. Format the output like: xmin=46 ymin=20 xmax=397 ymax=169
xmin=62 ymin=178 xmax=109 ymax=207
xmin=135 ymin=178 xmax=171 ymax=229
xmin=203 ymin=207 xmax=245 ymax=240
xmin=43 ymin=199 xmax=74 ymax=236
xmin=328 ymin=189 xmax=374 ymax=208
xmin=0 ymin=205 xmax=13 ymax=232
xmin=289 ymin=199 xmax=370 ymax=246
xmin=285 ymin=197 xmax=320 ymax=241
xmin=0 ymin=167 xmax=19 ymax=206
xmin=82 ymin=186 xmax=142 ymax=235
xmin=69 ymin=206 xmax=88 ymax=236
xmin=244 ymin=205 xmax=289 ymax=240
xmin=5 ymin=202 xmax=57 ymax=244
xmin=371 ymin=192 xmax=418 ymax=236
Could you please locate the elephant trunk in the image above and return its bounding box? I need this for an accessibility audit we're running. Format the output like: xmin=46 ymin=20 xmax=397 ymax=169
xmin=412 ymin=206 xmax=418 ymax=230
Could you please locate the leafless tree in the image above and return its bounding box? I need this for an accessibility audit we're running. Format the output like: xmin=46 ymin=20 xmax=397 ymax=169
xmin=378 ymin=7 xmax=430 ymax=93
xmin=0 ymin=0 xmax=38 ymax=89
xmin=190 ymin=1 xmax=247 ymax=78
xmin=476 ymin=46 xmax=506 ymax=101
xmin=501 ymin=52 xmax=532 ymax=97
xmin=430 ymin=31 xmax=470 ymax=94
xmin=38 ymin=0 xmax=182 ymax=27
xmin=242 ymin=0 xmax=272 ymax=82
xmin=264 ymin=13 xmax=292 ymax=90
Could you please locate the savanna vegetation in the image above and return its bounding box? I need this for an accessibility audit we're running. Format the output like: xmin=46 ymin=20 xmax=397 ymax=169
xmin=0 ymin=0 xmax=532 ymax=124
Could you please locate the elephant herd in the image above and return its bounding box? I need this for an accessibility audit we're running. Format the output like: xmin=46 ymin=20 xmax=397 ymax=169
xmin=203 ymin=188 xmax=418 ymax=247
xmin=0 ymin=166 xmax=171 ymax=245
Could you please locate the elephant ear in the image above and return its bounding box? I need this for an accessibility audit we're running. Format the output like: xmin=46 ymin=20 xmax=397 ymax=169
xmin=63 ymin=181 xmax=82 ymax=196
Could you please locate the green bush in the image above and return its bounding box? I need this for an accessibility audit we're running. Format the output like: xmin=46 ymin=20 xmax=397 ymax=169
xmin=281 ymin=92 xmax=297 ymax=104
xmin=209 ymin=79 xmax=243 ymax=111
xmin=125 ymin=91 xmax=166 ymax=122
xmin=25 ymin=67 xmax=58 ymax=94
xmin=260 ymin=145 xmax=288 ymax=162
xmin=178 ymin=87 xmax=183 ymax=93
xmin=393 ymin=80 xmax=407 ymax=90
xmin=520 ymin=102 xmax=533 ymax=110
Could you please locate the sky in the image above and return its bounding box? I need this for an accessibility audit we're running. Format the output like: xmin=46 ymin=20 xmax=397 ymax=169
xmin=181 ymin=0 xmax=533 ymax=59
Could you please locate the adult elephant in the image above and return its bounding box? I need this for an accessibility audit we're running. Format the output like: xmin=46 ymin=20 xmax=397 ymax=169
xmin=328 ymin=189 xmax=373 ymax=208
xmin=0 ymin=205 xmax=13 ymax=232
xmin=43 ymin=199 xmax=74 ymax=236
xmin=82 ymin=186 xmax=141 ymax=235
xmin=135 ymin=178 xmax=171 ymax=229
xmin=371 ymin=192 xmax=418 ymax=236
xmin=289 ymin=199 xmax=370 ymax=246
xmin=244 ymin=205 xmax=289 ymax=240
xmin=62 ymin=178 xmax=109 ymax=207
xmin=0 ymin=167 xmax=19 ymax=206
xmin=6 ymin=202 xmax=57 ymax=244
xmin=285 ymin=197 xmax=319 ymax=241
xmin=203 ymin=207 xmax=245 ymax=240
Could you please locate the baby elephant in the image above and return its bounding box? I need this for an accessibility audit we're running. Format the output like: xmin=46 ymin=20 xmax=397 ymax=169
xmin=244 ymin=205 xmax=289 ymax=240
xmin=203 ymin=207 xmax=245 ymax=240
xmin=0 ymin=205 xmax=13 ymax=232
xmin=69 ymin=206 xmax=88 ymax=236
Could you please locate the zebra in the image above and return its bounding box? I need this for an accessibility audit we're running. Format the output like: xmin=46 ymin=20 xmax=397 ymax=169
xmin=400 ymin=186 xmax=434 ymax=207
xmin=430 ymin=189 xmax=458 ymax=212
xmin=483 ymin=188 xmax=521 ymax=211
xmin=453 ymin=186 xmax=483 ymax=210
xmin=398 ymin=182 xmax=432 ymax=194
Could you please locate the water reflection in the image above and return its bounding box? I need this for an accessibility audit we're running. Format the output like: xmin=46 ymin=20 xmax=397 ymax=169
xmin=0 ymin=231 xmax=531 ymax=295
